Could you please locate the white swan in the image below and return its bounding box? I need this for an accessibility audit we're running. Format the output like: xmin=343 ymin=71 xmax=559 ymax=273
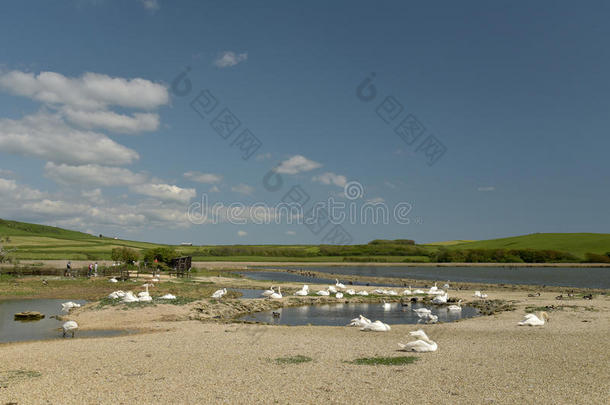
xmin=413 ymin=308 xmax=432 ymax=317
xmin=212 ymin=288 xmax=227 ymax=299
xmin=335 ymin=292 xmax=344 ymax=299
xmin=261 ymin=286 xmax=276 ymax=297
xmin=518 ymin=311 xmax=549 ymax=326
xmin=413 ymin=289 xmax=425 ymax=294
xmin=345 ymin=289 xmax=356 ymax=295
xmin=335 ymin=279 xmax=346 ymax=289
xmin=398 ymin=329 xmax=437 ymax=352
xmin=138 ymin=284 xmax=151 ymax=299
xmin=443 ymin=282 xmax=450 ymax=290
xmin=432 ymin=293 xmax=448 ymax=304
xmin=402 ymin=287 xmax=412 ymax=295
xmin=62 ymin=321 xmax=78 ymax=338
xmin=139 ymin=294 xmax=152 ymax=302
xmin=295 ymin=285 xmax=309 ymax=296
xmin=122 ymin=291 xmax=139 ymax=303
xmin=387 ymin=290 xmax=398 ymax=296
xmin=474 ymin=290 xmax=488 ymax=298
xmin=269 ymin=287 xmax=282 ymax=299
xmin=360 ymin=320 xmax=391 ymax=332
xmin=61 ymin=302 xmax=81 ymax=312
xmin=159 ymin=294 xmax=176 ymax=300
xmin=356 ymin=290 xmax=369 ymax=296
xmin=348 ymin=315 xmax=371 ymax=327
xmin=448 ymin=300 xmax=462 ymax=311
xmin=151 ymin=277 xmax=160 ymax=282
xmin=373 ymin=289 xmax=385 ymax=295
xmin=109 ymin=277 xmax=118 ymax=283
xmin=316 ymin=289 xmax=330 ymax=296
xmin=328 ymin=285 xmax=338 ymax=294
xmin=108 ymin=290 xmax=125 ymax=299
xmin=382 ymin=300 xmax=392 ymax=310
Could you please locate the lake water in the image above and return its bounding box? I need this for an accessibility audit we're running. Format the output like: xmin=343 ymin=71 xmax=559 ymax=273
xmin=250 ymin=266 xmax=610 ymax=289
xmin=0 ymin=299 xmax=126 ymax=343
xmin=240 ymin=302 xmax=479 ymax=326
xmin=237 ymin=271 xmax=400 ymax=287
xmin=229 ymin=288 xmax=266 ymax=299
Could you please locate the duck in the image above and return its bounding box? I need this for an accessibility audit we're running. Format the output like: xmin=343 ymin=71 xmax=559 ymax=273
xmin=448 ymin=300 xmax=462 ymax=311
xmin=269 ymin=287 xmax=283 ymax=299
xmin=62 ymin=321 xmax=79 ymax=338
xmin=347 ymin=315 xmax=371 ymax=327
xmin=335 ymin=279 xmax=346 ymax=289
xmin=212 ymin=288 xmax=227 ymax=299
xmin=335 ymin=292 xmax=344 ymax=299
xmin=61 ymin=302 xmax=81 ymax=312
xmin=518 ymin=311 xmax=549 ymax=326
xmin=294 ymin=285 xmax=309 ymax=296
xmin=261 ymin=286 xmax=276 ymax=297
xmin=398 ymin=329 xmax=437 ymax=352
xmin=360 ymin=320 xmax=391 ymax=332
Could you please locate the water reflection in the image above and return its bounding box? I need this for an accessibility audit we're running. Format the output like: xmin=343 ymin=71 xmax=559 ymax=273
xmin=240 ymin=302 xmax=479 ymax=326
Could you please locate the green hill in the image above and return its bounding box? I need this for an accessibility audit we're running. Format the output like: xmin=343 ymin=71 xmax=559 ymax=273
xmin=448 ymin=233 xmax=610 ymax=259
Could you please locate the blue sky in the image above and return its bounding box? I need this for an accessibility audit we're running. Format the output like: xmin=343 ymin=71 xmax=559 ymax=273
xmin=0 ymin=0 xmax=609 ymax=244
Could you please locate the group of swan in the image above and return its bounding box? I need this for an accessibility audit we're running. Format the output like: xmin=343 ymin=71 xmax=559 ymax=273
xmin=346 ymin=314 xmax=391 ymax=331
xmin=398 ymin=329 xmax=437 ymax=352
xmin=518 ymin=311 xmax=549 ymax=326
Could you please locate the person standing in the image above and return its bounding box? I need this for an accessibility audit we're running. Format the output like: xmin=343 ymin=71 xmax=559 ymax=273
xmin=94 ymin=262 xmax=98 ymax=277
xmin=88 ymin=263 xmax=93 ymax=277
xmin=65 ymin=261 xmax=71 ymax=277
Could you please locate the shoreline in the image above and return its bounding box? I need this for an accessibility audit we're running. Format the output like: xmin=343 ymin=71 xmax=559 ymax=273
xmin=3 ymin=259 xmax=610 ymax=269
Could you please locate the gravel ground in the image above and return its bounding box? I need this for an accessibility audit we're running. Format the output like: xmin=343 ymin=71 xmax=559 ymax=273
xmin=0 ymin=290 xmax=608 ymax=404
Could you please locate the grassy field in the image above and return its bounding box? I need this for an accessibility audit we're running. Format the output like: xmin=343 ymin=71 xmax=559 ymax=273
xmin=2 ymin=219 xmax=610 ymax=262
xmin=446 ymin=233 xmax=610 ymax=258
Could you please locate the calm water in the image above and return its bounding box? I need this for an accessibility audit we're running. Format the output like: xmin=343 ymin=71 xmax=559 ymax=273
xmin=229 ymin=288 xmax=266 ymax=299
xmin=237 ymin=271 xmax=400 ymax=287
xmin=240 ymin=302 xmax=479 ymax=326
xmin=0 ymin=299 xmax=126 ymax=343
xmin=251 ymin=266 xmax=610 ymax=289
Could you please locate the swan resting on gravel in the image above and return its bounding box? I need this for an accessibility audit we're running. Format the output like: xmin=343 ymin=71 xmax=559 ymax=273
xmin=518 ymin=311 xmax=549 ymax=326
xmin=360 ymin=320 xmax=391 ymax=332
xmin=398 ymin=329 xmax=437 ymax=352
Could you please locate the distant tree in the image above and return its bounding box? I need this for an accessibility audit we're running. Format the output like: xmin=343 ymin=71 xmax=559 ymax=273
xmin=142 ymin=247 xmax=178 ymax=266
xmin=584 ymin=252 xmax=610 ymax=263
xmin=111 ymin=247 xmax=140 ymax=265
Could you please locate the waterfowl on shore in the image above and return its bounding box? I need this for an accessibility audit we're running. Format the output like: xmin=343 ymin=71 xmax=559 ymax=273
xmin=413 ymin=289 xmax=425 ymax=295
xmin=360 ymin=320 xmax=391 ymax=332
xmin=335 ymin=279 xmax=346 ymax=289
xmin=269 ymin=287 xmax=283 ymax=299
xmin=386 ymin=290 xmax=398 ymax=296
xmin=62 ymin=321 xmax=78 ymax=338
xmin=348 ymin=315 xmax=371 ymax=327
xmin=261 ymin=286 xmax=276 ymax=297
xmin=61 ymin=302 xmax=81 ymax=312
xmin=108 ymin=290 xmax=125 ymax=299
xmin=356 ymin=290 xmax=369 ymax=296
xmin=159 ymin=294 xmax=176 ymax=300
xmin=527 ymin=292 xmax=541 ymax=297
xmin=443 ymin=282 xmax=450 ymax=290
xmin=403 ymin=287 xmax=412 ymax=295
xmin=295 ymin=285 xmax=309 ymax=296
xmin=122 ymin=291 xmax=139 ymax=303
xmin=327 ymin=285 xmax=338 ymax=294
xmin=398 ymin=329 xmax=437 ymax=352
xmin=335 ymin=292 xmax=344 ymax=299
xmin=316 ymin=289 xmax=330 ymax=296
xmin=345 ymin=289 xmax=356 ymax=295
xmin=518 ymin=311 xmax=549 ymax=326
xmin=432 ymin=293 xmax=448 ymax=304
xmin=212 ymin=288 xmax=227 ymax=299
xmin=109 ymin=277 xmax=118 ymax=283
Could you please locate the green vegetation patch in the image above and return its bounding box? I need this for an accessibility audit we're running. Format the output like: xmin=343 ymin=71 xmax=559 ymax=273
xmin=274 ymin=355 xmax=313 ymax=365
xmin=348 ymin=356 xmax=418 ymax=366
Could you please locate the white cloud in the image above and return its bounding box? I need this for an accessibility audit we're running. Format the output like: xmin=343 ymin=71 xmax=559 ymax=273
xmin=183 ymin=171 xmax=222 ymax=184
xmin=131 ymin=183 xmax=196 ymax=203
xmin=44 ymin=162 xmax=148 ymax=186
xmin=214 ymin=51 xmax=248 ymax=68
xmin=312 ymin=172 xmax=347 ymax=187
xmin=477 ymin=186 xmax=495 ymax=192
xmin=62 ymin=108 xmax=159 ymax=133
xmin=275 ymin=155 xmax=322 ymax=175
xmin=139 ymin=0 xmax=159 ymax=11
xmin=231 ymin=183 xmax=254 ymax=195
xmin=0 ymin=178 xmax=45 ymax=200
xmin=285 ymin=230 xmax=296 ymax=235
xmin=0 ymin=113 xmax=139 ymax=165
xmin=81 ymin=189 xmax=103 ymax=203
xmin=0 ymin=70 xmax=169 ymax=110
xmin=237 ymin=230 xmax=247 ymax=237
